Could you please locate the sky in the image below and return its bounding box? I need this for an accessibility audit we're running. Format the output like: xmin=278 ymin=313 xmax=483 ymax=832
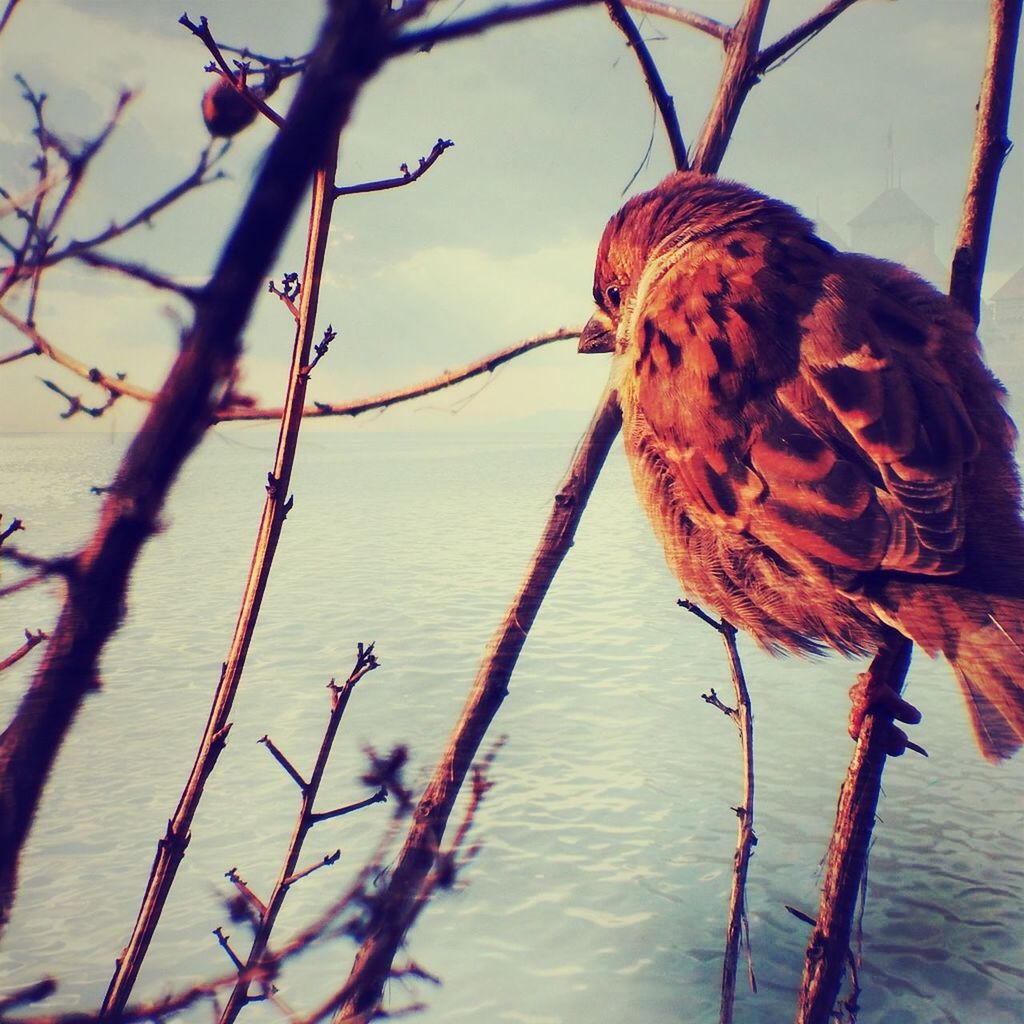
xmin=0 ymin=0 xmax=1022 ymax=435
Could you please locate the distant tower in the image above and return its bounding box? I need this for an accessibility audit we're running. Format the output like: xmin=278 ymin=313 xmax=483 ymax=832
xmin=848 ymin=187 xmax=947 ymax=286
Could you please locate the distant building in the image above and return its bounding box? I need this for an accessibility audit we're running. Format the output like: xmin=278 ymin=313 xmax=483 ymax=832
xmin=990 ymin=266 xmax=1024 ymax=335
xmin=847 ymin=187 xmax=947 ymax=286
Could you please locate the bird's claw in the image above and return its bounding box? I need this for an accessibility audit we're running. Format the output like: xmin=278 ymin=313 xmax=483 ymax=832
xmin=849 ymin=675 xmax=925 ymax=757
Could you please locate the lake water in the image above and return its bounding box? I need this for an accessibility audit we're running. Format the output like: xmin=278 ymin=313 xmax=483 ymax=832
xmin=1 ymin=426 xmax=1023 ymax=1024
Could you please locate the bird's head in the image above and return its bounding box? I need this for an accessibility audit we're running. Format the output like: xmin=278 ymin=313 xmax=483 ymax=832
xmin=578 ymin=172 xmax=796 ymax=356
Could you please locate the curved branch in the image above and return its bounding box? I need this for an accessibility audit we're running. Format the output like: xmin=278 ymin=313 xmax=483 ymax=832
xmin=0 ymin=305 xmax=157 ymax=404
xmin=3 ymin=309 xmax=579 ymax=424
xmin=215 ymin=327 xmax=581 ymax=421
xmin=334 ymin=138 xmax=454 ymax=197
xmin=605 ymin=0 xmax=689 ymax=171
xmin=621 ymin=0 xmax=729 ymax=40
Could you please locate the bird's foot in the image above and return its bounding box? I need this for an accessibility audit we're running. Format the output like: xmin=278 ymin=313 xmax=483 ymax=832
xmin=848 ymin=673 xmax=926 ymax=757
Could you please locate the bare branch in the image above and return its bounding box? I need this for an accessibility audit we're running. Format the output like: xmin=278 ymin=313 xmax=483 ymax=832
xmin=214 ymin=927 xmax=246 ymax=972
xmin=0 ymin=515 xmax=25 ymax=547
xmin=949 ymin=0 xmax=1022 ymax=323
xmin=754 ymin=0 xmax=862 ymax=75
xmin=39 ymin=377 xmax=120 ymax=420
xmin=716 ymin=621 xmax=757 ymax=1023
xmin=691 ymin=0 xmax=771 ymax=173
xmin=281 ymin=849 xmax=341 ymax=887
xmin=335 ymin=138 xmax=454 ymax=197
xmin=0 ymin=344 xmax=40 ymax=367
xmin=391 ymin=0 xmax=601 ymax=56
xmin=621 ymin=0 xmax=729 ymax=39
xmin=605 ymin=0 xmax=689 ymax=171
xmin=73 ymin=251 xmax=200 ymax=300
xmin=0 ymin=629 xmax=48 ymax=674
xmin=0 ymin=306 xmax=157 ymax=405
xmin=216 ymin=327 xmax=581 ymax=421
xmin=0 ymin=0 xmax=22 ymax=35
xmin=180 ymin=14 xmax=286 ymax=129
xmin=309 ymin=787 xmax=387 ymax=825
xmin=796 ymin=633 xmax=913 ymax=1023
xmin=259 ymin=735 xmax=309 ymax=791
xmin=1 ymin=0 xmax=393 ymax=942
xmin=225 ymin=867 xmax=268 ymax=920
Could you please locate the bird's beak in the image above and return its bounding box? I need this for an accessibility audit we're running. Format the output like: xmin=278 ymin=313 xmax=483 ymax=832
xmin=578 ymin=310 xmax=616 ymax=354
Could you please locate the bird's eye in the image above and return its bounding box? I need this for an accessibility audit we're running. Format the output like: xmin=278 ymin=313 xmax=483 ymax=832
xmin=606 ymin=286 xmax=621 ymax=309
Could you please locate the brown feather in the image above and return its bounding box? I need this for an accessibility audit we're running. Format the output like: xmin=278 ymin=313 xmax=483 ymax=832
xmin=586 ymin=171 xmax=1024 ymax=759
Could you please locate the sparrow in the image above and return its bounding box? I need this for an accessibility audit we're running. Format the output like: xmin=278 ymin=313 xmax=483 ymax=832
xmin=579 ymin=171 xmax=1024 ymax=761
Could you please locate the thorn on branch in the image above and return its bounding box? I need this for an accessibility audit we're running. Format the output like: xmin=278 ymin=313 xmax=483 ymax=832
xmin=701 ymin=687 xmax=738 ymax=719
xmin=224 ymin=866 xmax=268 ymax=923
xmin=0 ymin=627 xmax=48 ymax=674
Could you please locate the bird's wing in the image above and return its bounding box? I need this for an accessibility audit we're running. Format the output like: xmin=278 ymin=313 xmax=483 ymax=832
xmin=790 ymin=252 xmax=980 ymax=575
xmin=633 ymin=233 xmax=978 ymax=578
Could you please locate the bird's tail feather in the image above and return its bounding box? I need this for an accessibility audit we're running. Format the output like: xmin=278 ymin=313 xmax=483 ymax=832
xmin=885 ymin=586 xmax=1024 ymax=761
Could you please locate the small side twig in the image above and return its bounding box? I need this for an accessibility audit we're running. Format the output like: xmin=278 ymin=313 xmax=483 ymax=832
xmin=335 ymin=139 xmax=454 ymax=197
xmin=621 ymin=0 xmax=730 ymax=40
xmin=0 ymin=629 xmax=48 ymax=674
xmin=217 ymin=644 xmax=382 ymax=1024
xmin=682 ymin=600 xmax=757 ymax=1023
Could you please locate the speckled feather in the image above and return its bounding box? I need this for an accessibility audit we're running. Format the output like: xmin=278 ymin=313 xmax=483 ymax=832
xmin=582 ymin=172 xmax=1024 ymax=760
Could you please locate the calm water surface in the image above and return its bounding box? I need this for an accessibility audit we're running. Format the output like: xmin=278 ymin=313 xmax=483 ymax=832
xmin=1 ymin=427 xmax=1022 ymax=1023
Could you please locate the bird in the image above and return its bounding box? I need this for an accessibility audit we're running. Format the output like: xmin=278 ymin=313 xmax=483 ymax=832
xmin=578 ymin=170 xmax=1024 ymax=761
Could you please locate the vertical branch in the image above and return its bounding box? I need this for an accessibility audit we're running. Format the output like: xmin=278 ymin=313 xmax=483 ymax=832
xmin=0 ymin=0 xmax=390 ymax=935
xmin=949 ymin=0 xmax=1022 ymax=324
xmin=795 ymin=635 xmax=912 ymax=1024
xmin=218 ymin=647 xmax=380 ymax=1024
xmin=718 ymin=623 xmax=756 ymax=1024
xmin=99 ymin=118 xmax=346 ymax=1018
xmin=690 ymin=0 xmax=771 ymax=173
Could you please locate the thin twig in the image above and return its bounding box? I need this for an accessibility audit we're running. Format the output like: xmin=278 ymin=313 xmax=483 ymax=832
xmin=754 ymin=0 xmax=862 ymax=75
xmin=98 ymin=109 xmax=351 ymax=1017
xmin=622 ymin=0 xmax=729 ymax=40
xmin=0 ymin=0 xmax=22 ymax=34
xmin=391 ymin=0 xmax=600 ymax=55
xmin=605 ymin=0 xmax=689 ymax=171
xmin=0 ymin=629 xmax=48 ymax=674
xmin=949 ymin=0 xmax=1021 ymax=324
xmin=716 ymin=621 xmax=757 ymax=1024
xmin=179 ymin=13 xmax=285 ymax=129
xmin=218 ymin=647 xmax=382 ymax=1024
xmin=215 ymin=328 xmax=581 ymax=421
xmin=335 ymin=139 xmax=454 ymax=197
